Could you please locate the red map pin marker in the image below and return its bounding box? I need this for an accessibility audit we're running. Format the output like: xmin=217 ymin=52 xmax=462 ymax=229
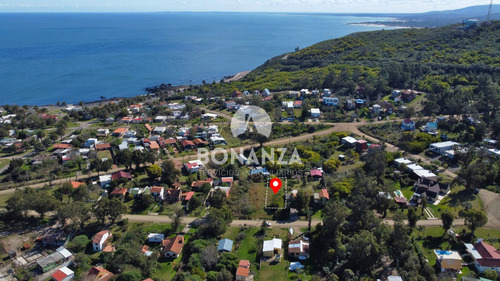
xmin=269 ymin=178 xmax=282 ymax=194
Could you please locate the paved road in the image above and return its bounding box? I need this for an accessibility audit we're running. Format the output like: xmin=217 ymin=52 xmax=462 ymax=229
xmin=123 ymin=214 xmax=465 ymax=228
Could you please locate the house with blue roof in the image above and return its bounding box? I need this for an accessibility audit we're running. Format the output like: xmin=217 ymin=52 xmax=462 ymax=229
xmin=249 ymin=166 xmax=270 ymax=176
xmin=218 ymin=238 xmax=233 ymax=252
xmin=422 ymin=122 xmax=438 ymax=134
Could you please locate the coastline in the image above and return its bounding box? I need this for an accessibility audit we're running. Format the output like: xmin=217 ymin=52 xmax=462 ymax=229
xmin=348 ymin=22 xmax=410 ymax=28
xmin=223 ymin=70 xmax=251 ymax=82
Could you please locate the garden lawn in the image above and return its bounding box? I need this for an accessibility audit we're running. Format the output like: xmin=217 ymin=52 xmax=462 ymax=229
xmin=259 ymin=262 xmax=288 ymax=281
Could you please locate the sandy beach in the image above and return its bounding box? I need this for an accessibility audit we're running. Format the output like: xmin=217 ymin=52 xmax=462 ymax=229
xmin=224 ymin=70 xmax=251 ymax=82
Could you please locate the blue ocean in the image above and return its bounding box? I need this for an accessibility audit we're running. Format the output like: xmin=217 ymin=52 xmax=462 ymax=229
xmin=0 ymin=13 xmax=395 ymax=105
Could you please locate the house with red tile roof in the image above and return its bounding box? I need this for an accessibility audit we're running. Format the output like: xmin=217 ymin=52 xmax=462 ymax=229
xmin=111 ymin=171 xmax=132 ymax=181
xmin=149 ymin=141 xmax=160 ymax=151
xmin=181 ymin=140 xmax=196 ymax=151
xmin=95 ymin=143 xmax=111 ymax=151
xmin=182 ymin=191 xmax=195 ymax=203
xmin=465 ymin=240 xmax=500 ymax=274
xmin=193 ymin=138 xmax=209 ymax=147
xmin=92 ymin=231 xmax=111 ymax=252
xmin=53 ymin=143 xmax=73 ymax=150
xmin=162 ymin=235 xmax=185 ymax=258
xmin=71 ymin=181 xmax=84 ymax=189
xmin=319 ymin=189 xmax=329 ymax=200
xmin=165 ymin=188 xmax=182 ymax=203
xmin=150 ymin=186 xmax=164 ymax=200
xmin=191 ymin=178 xmax=213 ymax=189
xmin=145 ymin=124 xmax=153 ymax=133
xmin=52 ymin=267 xmax=74 ymax=281
xmin=288 ymin=240 xmax=310 ymax=260
xmin=110 ymin=188 xmax=127 ymax=197
xmin=112 ymin=127 xmax=128 ymax=136
xmin=184 ymin=162 xmax=200 ymax=173
xmin=86 ymin=267 xmax=114 ymax=281
xmin=310 ymin=169 xmax=322 ymax=180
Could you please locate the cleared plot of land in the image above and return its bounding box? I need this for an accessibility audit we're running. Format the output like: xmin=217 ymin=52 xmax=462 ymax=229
xmin=479 ymin=189 xmax=500 ymax=229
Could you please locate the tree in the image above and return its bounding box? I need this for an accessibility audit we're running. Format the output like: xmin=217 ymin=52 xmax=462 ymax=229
xmin=32 ymin=191 xmax=58 ymax=218
xmin=133 ymin=193 xmax=155 ymax=211
xmin=161 ymin=160 xmax=180 ymax=185
xmin=57 ymin=202 xmax=91 ymax=229
xmin=188 ymin=195 xmax=202 ymax=213
xmin=420 ymin=196 xmax=427 ymax=215
xmin=407 ymin=207 xmax=418 ymax=231
xmin=116 ymin=149 xmax=133 ymax=170
xmin=170 ymin=207 xmax=184 ymax=232
xmin=363 ymin=149 xmax=386 ymax=184
xmin=68 ymin=235 xmax=89 ymax=253
xmin=216 ymin=269 xmax=233 ymax=281
xmin=132 ymin=150 xmax=145 ymax=170
xmin=459 ymin=209 xmax=488 ymax=237
xmin=440 ymin=211 xmax=454 ymax=235
xmin=210 ymin=189 xmax=226 ymax=209
xmin=116 ymin=270 xmax=142 ymax=281
xmin=346 ymin=230 xmax=383 ymax=274
xmin=93 ymin=197 xmax=127 ymax=225
xmin=108 ymin=197 xmax=127 ymax=224
xmin=200 ymin=245 xmax=219 ymax=271
xmin=73 ymin=185 xmax=90 ymax=202
xmin=146 ymin=164 xmax=162 ymax=180
xmin=323 ymin=158 xmax=341 ymax=173
xmin=484 ymin=269 xmax=498 ymax=280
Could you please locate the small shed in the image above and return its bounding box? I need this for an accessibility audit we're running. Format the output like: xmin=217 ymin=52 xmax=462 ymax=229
xmin=218 ymin=238 xmax=233 ymax=252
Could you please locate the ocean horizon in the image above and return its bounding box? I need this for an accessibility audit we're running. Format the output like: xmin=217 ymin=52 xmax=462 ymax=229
xmin=0 ymin=12 xmax=398 ymax=106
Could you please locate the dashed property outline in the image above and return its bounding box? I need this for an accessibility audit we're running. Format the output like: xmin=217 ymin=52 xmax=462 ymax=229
xmin=264 ymin=178 xmax=288 ymax=210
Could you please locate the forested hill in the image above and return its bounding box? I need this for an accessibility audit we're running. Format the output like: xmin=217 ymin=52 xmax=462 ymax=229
xmin=241 ymin=21 xmax=500 ymax=116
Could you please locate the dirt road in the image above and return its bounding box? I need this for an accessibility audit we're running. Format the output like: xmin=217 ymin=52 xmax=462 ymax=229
xmin=123 ymin=214 xmax=464 ymax=228
xmin=478 ymin=189 xmax=500 ymax=229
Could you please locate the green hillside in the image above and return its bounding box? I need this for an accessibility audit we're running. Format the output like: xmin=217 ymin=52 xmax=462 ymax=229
xmin=241 ymin=21 xmax=500 ymax=115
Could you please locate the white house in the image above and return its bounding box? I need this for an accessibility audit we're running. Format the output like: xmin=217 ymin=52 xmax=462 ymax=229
xmin=394 ymin=158 xmax=413 ymax=167
xmin=155 ymin=116 xmax=168 ymax=123
xmin=118 ymin=141 xmax=129 ymax=151
xmin=310 ymin=108 xmax=321 ymax=118
xmin=429 ymin=141 xmax=460 ymax=155
xmin=210 ymin=135 xmax=227 ymax=145
xmin=148 ymin=233 xmax=165 ymax=243
xmin=323 ymin=97 xmax=339 ymax=106
xmin=341 ymin=136 xmax=358 ymax=147
xmin=262 ymin=238 xmax=282 ymax=259
xmin=92 ymin=230 xmax=111 ymax=252
xmin=282 ymin=101 xmax=294 ymax=109
xmin=153 ymin=126 xmax=167 ymax=135
xmin=99 ymin=175 xmax=112 ymax=187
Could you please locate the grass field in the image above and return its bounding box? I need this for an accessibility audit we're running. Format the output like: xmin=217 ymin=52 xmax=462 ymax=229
xmin=0 ymin=159 xmax=9 ymax=170
xmin=0 ymin=193 xmax=11 ymax=208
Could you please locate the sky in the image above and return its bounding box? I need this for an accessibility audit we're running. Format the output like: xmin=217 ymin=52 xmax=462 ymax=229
xmin=0 ymin=0 xmax=492 ymax=13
